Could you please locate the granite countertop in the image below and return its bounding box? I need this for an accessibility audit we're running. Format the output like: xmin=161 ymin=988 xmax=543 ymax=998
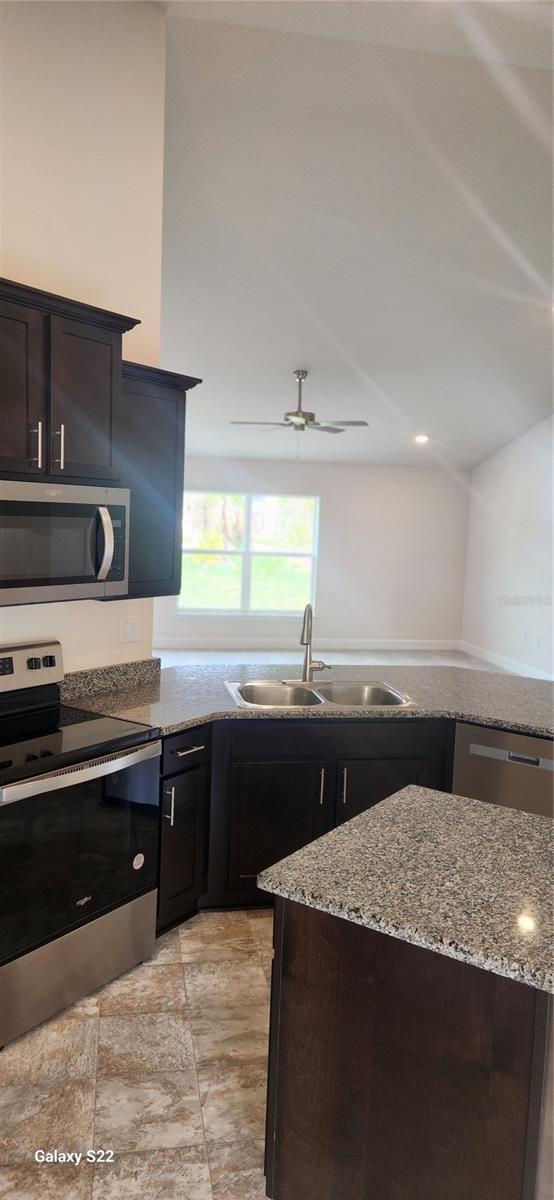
xmin=258 ymin=785 xmax=554 ymax=992
xmin=77 ymin=662 xmax=554 ymax=738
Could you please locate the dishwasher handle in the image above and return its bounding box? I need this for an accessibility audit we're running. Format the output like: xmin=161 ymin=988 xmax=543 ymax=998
xmin=507 ymin=751 xmax=540 ymax=767
xmin=469 ymin=742 xmax=553 ymax=771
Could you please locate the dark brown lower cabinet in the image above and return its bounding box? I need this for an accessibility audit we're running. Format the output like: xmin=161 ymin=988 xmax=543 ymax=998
xmin=227 ymin=760 xmax=331 ymax=892
xmin=157 ymin=764 xmax=209 ymax=930
xmin=265 ymin=899 xmax=552 ymax=1200
xmin=336 ymin=756 xmax=432 ymax=823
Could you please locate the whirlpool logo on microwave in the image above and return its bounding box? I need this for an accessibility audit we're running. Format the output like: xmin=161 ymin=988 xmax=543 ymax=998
xmin=76 ymin=895 xmax=92 ymax=907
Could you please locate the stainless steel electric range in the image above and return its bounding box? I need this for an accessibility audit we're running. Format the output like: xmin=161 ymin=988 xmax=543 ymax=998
xmin=0 ymin=641 xmax=161 ymax=1045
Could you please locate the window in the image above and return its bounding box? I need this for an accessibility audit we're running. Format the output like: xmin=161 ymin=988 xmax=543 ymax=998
xmin=178 ymin=492 xmax=318 ymax=613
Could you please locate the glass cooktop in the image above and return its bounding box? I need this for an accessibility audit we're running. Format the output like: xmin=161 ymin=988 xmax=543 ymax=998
xmin=0 ymin=704 xmax=157 ymax=787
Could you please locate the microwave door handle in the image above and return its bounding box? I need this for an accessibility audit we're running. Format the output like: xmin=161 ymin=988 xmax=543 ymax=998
xmin=96 ymin=507 xmax=114 ymax=581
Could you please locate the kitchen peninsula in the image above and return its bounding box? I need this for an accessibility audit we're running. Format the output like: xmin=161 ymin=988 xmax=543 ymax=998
xmin=258 ymin=786 xmax=553 ymax=1200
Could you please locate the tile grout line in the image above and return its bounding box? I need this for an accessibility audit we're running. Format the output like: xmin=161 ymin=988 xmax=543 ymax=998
xmin=183 ymin=959 xmax=216 ymax=1200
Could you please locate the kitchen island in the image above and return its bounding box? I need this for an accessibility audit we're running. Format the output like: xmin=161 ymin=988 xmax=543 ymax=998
xmin=258 ymin=786 xmax=553 ymax=1200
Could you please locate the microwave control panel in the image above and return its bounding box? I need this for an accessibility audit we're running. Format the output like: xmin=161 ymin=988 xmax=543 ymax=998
xmin=106 ymin=507 xmax=127 ymax=582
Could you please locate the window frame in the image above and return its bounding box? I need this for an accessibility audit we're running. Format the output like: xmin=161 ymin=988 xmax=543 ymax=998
xmin=177 ymin=490 xmax=319 ymax=617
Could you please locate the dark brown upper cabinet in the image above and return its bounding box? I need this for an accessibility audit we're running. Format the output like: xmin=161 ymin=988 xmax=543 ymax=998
xmin=0 ymin=298 xmax=46 ymax=474
xmin=0 ymin=277 xmax=138 ymax=480
xmin=50 ymin=316 xmax=122 ymax=479
xmin=113 ymin=362 xmax=201 ymax=598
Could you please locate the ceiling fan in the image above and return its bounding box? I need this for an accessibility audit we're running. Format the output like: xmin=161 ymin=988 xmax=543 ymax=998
xmin=230 ymin=369 xmax=369 ymax=434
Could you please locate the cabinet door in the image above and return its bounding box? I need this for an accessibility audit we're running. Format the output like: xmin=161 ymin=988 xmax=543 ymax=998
xmin=158 ymin=765 xmax=209 ymax=929
xmin=50 ymin=315 xmax=120 ymax=478
xmin=227 ymin=760 xmax=330 ymax=895
xmin=0 ymin=299 xmax=46 ymax=473
xmin=114 ymin=372 xmax=186 ymax=597
xmin=336 ymin=757 xmax=430 ymax=825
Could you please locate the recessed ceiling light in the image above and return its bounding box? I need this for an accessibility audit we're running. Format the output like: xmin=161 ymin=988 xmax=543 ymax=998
xmin=413 ymin=434 xmax=429 ymax=445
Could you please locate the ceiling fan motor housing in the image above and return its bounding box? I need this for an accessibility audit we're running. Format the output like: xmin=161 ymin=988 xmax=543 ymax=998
xmin=285 ymin=409 xmax=316 ymax=426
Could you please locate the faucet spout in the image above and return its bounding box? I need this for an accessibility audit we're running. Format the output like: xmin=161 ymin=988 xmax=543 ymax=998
xmin=299 ymin=603 xmax=330 ymax=683
xmin=300 ymin=603 xmax=312 ymax=647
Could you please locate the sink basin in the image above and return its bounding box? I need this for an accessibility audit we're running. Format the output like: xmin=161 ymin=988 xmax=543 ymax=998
xmin=313 ymin=682 xmax=411 ymax=707
xmin=225 ymin=681 xmax=324 ymax=708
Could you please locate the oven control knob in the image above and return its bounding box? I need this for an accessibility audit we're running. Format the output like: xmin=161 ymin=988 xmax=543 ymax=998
xmin=27 ymin=657 xmax=41 ymax=670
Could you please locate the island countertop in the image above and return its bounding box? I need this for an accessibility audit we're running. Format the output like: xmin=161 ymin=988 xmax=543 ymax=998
xmin=72 ymin=662 xmax=554 ymax=738
xmin=258 ymin=784 xmax=554 ymax=992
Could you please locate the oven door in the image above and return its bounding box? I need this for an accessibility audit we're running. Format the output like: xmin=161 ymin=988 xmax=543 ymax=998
xmin=0 ymin=482 xmax=129 ymax=604
xmin=0 ymin=740 xmax=161 ymax=967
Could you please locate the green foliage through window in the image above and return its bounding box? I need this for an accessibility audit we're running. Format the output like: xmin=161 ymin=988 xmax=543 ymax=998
xmin=178 ymin=492 xmax=318 ymax=612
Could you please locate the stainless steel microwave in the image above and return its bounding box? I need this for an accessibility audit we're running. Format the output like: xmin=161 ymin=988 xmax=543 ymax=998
xmin=0 ymin=481 xmax=130 ymax=605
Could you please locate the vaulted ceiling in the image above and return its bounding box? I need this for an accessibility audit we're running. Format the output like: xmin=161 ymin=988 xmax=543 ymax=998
xmin=162 ymin=2 xmax=552 ymax=467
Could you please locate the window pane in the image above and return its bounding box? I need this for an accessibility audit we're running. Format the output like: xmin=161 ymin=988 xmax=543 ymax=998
xmin=178 ymin=553 xmax=242 ymax=609
xmin=183 ymin=493 xmax=246 ymax=551
xmin=250 ymin=555 xmax=312 ymax=611
xmin=250 ymin=496 xmax=316 ymax=553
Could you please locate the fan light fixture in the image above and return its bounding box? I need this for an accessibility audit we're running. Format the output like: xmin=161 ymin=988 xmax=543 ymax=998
xmin=414 ymin=434 xmax=429 ymax=445
xmin=230 ymin=369 xmax=369 ymax=434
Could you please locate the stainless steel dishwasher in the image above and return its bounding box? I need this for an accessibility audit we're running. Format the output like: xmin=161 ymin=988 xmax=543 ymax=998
xmin=453 ymin=723 xmax=553 ymax=818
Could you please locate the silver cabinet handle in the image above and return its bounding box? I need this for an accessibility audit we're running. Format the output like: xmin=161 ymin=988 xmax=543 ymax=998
xmin=342 ymin=766 xmax=348 ymax=805
xmin=96 ymin=507 xmax=114 ymax=581
xmin=319 ymin=767 xmax=325 ymax=806
xmin=53 ymin=423 xmax=65 ymax=469
xmin=0 ymin=740 xmax=161 ymax=806
xmin=164 ymin=786 xmax=176 ymax=827
xmin=175 ymin=745 xmax=205 ymax=757
xmin=31 ymin=420 xmax=43 ymax=469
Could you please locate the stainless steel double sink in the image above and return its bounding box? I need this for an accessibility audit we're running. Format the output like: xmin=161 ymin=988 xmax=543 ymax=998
xmin=225 ymin=680 xmax=413 ymax=709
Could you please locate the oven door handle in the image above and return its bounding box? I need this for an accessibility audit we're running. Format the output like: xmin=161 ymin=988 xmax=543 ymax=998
xmin=0 ymin=741 xmax=161 ymax=806
xmin=96 ymin=506 xmax=115 ymax=582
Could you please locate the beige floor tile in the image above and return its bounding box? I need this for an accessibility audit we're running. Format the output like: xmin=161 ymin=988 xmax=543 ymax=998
xmin=0 ymin=1015 xmax=97 ymax=1086
xmin=247 ymin=919 xmax=274 ymax=957
xmin=179 ymin=913 xmax=257 ymax=964
xmin=94 ymin=1072 xmax=203 ymax=1151
xmin=0 ymin=1161 xmax=93 ymax=1200
xmin=198 ymin=1059 xmax=267 ymax=1145
xmin=0 ymin=1079 xmax=95 ymax=1165
xmin=191 ymin=1005 xmax=269 ymax=1067
xmin=208 ymin=1140 xmax=268 ymax=1200
xmin=144 ymin=930 xmax=182 ymax=965
xmin=97 ymin=1014 xmax=194 ymax=1076
xmin=91 ymin=1147 xmax=212 ymax=1199
xmin=97 ymin=964 xmax=186 ymax=1016
xmin=185 ymin=960 xmax=268 ymax=1011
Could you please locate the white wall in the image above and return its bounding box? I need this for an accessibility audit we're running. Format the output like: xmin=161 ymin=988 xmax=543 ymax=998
xmin=461 ymin=417 xmax=553 ymax=679
xmin=155 ymin=457 xmax=470 ymax=650
xmin=0 ymin=1 xmax=166 ymax=670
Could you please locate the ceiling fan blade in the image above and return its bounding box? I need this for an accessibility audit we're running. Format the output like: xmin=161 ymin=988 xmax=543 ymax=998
xmin=307 ymin=423 xmax=343 ymax=433
xmin=323 ymin=420 xmax=369 ymax=427
xmin=230 ymin=421 xmax=290 ymax=426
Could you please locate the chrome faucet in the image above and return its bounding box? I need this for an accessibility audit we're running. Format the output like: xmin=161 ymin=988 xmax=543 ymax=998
xmin=300 ymin=604 xmax=331 ymax=682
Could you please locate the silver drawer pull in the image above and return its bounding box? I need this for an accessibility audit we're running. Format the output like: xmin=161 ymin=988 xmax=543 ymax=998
xmin=319 ymin=767 xmax=325 ymax=806
xmin=175 ymin=745 xmax=205 ymax=757
xmin=342 ymin=766 xmax=348 ymax=805
xmin=164 ymin=786 xmax=175 ymax=827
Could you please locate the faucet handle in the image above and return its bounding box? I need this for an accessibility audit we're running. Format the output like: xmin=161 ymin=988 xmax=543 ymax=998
xmin=311 ymin=659 xmax=331 ymax=673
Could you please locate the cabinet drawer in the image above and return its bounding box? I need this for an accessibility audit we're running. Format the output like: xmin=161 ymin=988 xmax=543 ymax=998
xmin=162 ymin=726 xmax=211 ymax=776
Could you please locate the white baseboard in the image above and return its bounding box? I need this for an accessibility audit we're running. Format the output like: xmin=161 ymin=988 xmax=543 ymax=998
xmin=154 ymin=635 xmax=460 ymax=652
xmin=458 ymin=640 xmax=553 ymax=681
